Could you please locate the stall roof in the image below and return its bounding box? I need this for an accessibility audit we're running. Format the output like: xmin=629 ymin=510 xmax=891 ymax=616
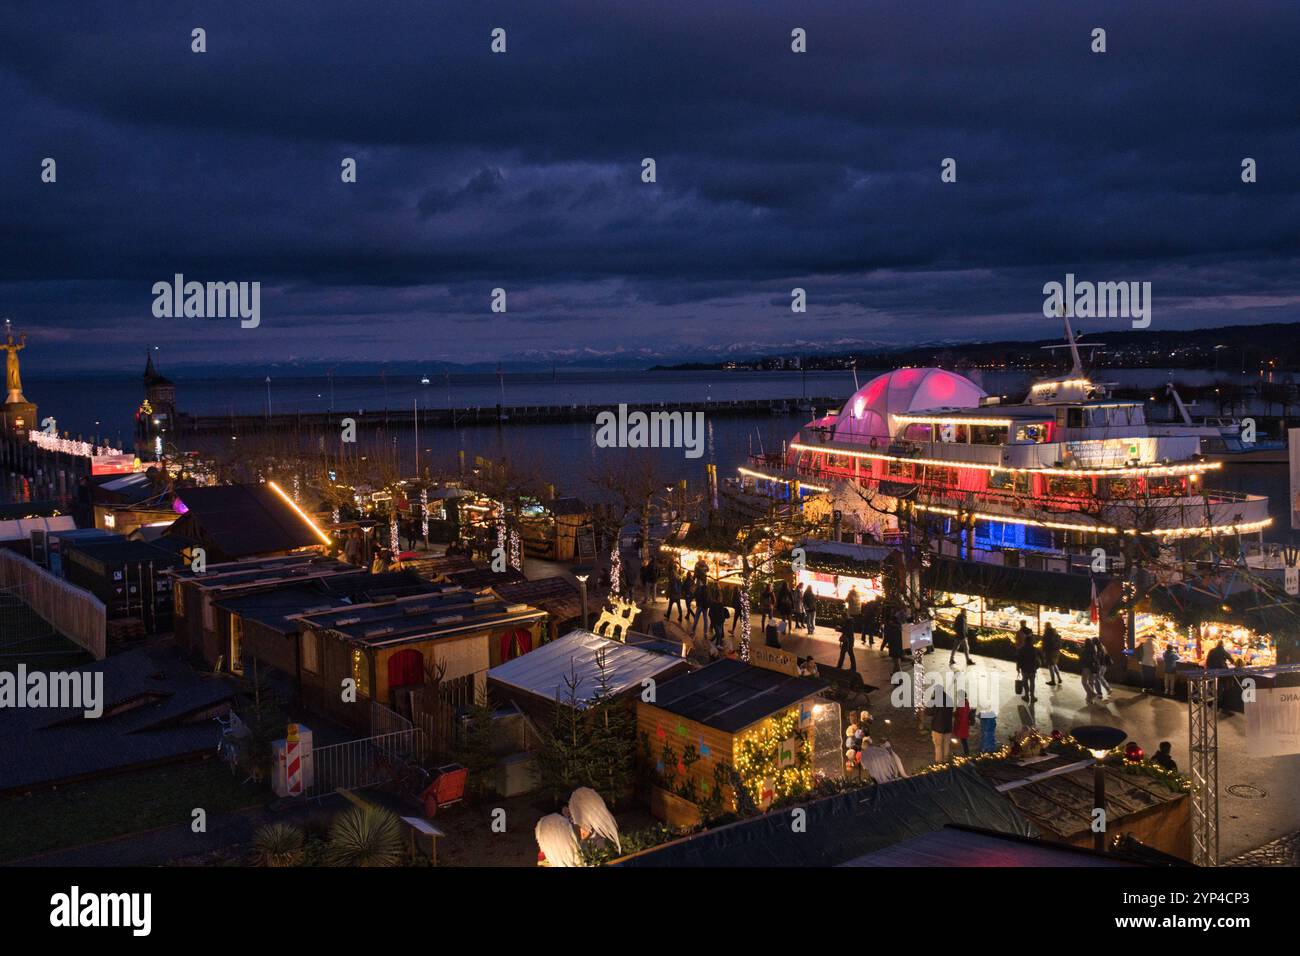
xmin=492 ymin=576 xmax=584 ymax=623
xmin=298 ymin=590 xmax=544 ymax=647
xmin=166 ymin=483 xmax=326 ymax=560
xmin=0 ymin=514 xmax=76 ymax=543
xmin=648 ymin=658 xmax=827 ymax=734
xmin=0 ymin=500 xmax=63 ymax=520
xmin=489 ymin=629 xmax=683 ymax=707
xmin=446 ymin=566 xmax=527 ymax=589
xmin=838 ymin=826 xmax=1139 ymax=867
xmin=170 ymin=554 xmax=349 ymax=590
xmin=214 ymin=571 xmax=445 ymax=634
xmin=616 ymin=763 xmax=1035 ymax=867
xmin=65 ymin=537 xmax=185 ymax=571
xmin=926 ymin=556 xmax=1101 ymax=609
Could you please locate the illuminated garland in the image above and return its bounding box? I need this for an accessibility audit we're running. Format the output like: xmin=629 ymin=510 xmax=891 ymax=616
xmin=732 ymin=711 xmax=813 ymax=808
xmin=610 ymin=541 xmax=622 ymax=598
xmin=419 ymin=487 xmax=429 ymax=542
xmin=739 ymin=575 xmax=751 ymax=662
xmin=509 ymin=528 xmax=522 ymax=571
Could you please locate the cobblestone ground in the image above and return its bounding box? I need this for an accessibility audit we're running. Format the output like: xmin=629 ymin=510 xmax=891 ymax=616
xmin=1225 ymin=831 xmax=1300 ymax=866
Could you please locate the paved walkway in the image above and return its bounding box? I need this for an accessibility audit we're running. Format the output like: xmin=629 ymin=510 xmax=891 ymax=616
xmin=633 ymin=594 xmax=1300 ymax=862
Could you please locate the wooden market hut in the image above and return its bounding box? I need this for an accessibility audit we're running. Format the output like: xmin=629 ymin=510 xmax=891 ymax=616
xmin=488 ymin=628 xmax=688 ymax=729
xmin=294 ymin=589 xmax=547 ymax=732
xmin=635 ymin=658 xmax=829 ymax=826
xmin=491 ymin=576 xmax=585 ymax=641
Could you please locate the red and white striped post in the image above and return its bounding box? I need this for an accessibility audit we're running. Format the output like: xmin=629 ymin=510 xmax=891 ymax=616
xmin=285 ymin=723 xmax=302 ymax=797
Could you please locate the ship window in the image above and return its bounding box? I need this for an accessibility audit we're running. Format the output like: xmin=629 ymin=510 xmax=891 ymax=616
xmin=885 ymin=459 xmax=914 ymax=479
xmin=1067 ymin=409 xmax=1085 ymax=428
xmin=1047 ymin=476 xmax=1092 ymax=499
xmin=989 ymin=471 xmax=1031 ymax=495
xmin=1014 ymin=424 xmax=1049 ymax=443
xmin=904 ymin=423 xmax=933 ymax=442
xmin=924 ymin=466 xmax=958 ymax=487
xmin=1146 ymin=476 xmax=1186 ymax=498
xmin=970 ymin=425 xmax=1008 ymax=445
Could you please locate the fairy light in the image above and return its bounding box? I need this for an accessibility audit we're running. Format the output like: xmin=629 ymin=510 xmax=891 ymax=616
xmin=732 ymin=710 xmax=814 ymax=808
xmin=509 ymin=527 xmax=522 ymax=571
xmin=389 ymin=518 xmax=399 ymax=554
xmin=787 ymin=441 xmax=1221 ymax=478
xmin=266 ymin=480 xmax=332 ymax=546
xmin=610 ymin=540 xmax=622 ymax=597
xmin=739 ymin=573 xmax=751 ymax=662
xmin=737 ymin=467 xmax=829 ymax=493
xmin=893 ymin=414 xmax=1017 ymax=427
xmin=419 ymin=487 xmax=429 ymax=542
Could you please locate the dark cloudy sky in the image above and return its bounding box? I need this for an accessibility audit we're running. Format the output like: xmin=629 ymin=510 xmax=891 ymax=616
xmin=2 ymin=0 xmax=1298 ymax=372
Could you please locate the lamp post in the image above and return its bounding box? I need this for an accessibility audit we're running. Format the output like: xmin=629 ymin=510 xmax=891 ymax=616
xmin=573 ymin=566 xmax=591 ymax=631
xmin=1072 ymin=724 xmax=1126 ymax=854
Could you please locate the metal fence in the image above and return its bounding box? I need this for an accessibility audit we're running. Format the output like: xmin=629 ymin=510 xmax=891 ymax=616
xmin=303 ymin=729 xmax=426 ymax=800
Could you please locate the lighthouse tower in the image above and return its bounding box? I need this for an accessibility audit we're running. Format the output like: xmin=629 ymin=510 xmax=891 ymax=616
xmin=135 ymin=351 xmax=176 ymax=460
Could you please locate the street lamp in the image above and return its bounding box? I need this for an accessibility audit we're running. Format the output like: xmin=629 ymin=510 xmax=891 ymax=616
xmin=573 ymin=565 xmax=592 ymax=631
xmin=1072 ymin=724 xmax=1127 ymax=854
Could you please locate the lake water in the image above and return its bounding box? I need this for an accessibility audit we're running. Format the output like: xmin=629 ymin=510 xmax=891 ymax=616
xmin=16 ymin=366 xmax=1295 ymax=541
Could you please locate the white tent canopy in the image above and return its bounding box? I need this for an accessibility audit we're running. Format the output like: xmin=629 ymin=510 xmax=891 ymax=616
xmin=489 ymin=629 xmax=681 ymax=708
xmin=0 ymin=515 xmax=76 ymax=544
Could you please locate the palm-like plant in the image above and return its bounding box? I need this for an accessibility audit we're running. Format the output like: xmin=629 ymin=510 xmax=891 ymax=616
xmin=250 ymin=823 xmax=306 ymax=867
xmin=325 ymin=806 xmax=405 ymax=867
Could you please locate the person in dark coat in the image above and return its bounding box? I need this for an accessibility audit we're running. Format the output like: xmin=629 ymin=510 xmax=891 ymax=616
xmin=1204 ymin=640 xmax=1232 ymax=710
xmin=776 ymin=582 xmax=794 ymax=633
xmin=927 ymin=687 xmax=954 ymax=763
xmin=950 ymin=607 xmax=973 ymax=666
xmin=759 ymin=582 xmax=775 ymax=632
xmin=1042 ymin=622 xmax=1062 ymax=685
xmin=1152 ymin=741 xmax=1178 ymax=772
xmin=730 ymin=585 xmax=745 ymax=637
xmin=836 ymin=616 xmax=857 ymax=673
xmin=708 ymin=590 xmax=728 ymax=649
xmin=884 ymin=613 xmax=904 ymax=674
xmin=802 ymin=583 xmax=817 ymax=634
xmin=1016 ymin=626 xmax=1039 ymax=703
xmin=665 ymin=567 xmax=684 ymax=622
xmin=862 ymin=597 xmax=881 ymax=648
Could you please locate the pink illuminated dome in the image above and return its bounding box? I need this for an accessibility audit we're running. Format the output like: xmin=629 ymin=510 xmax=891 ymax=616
xmin=831 ymin=367 xmax=985 ymax=443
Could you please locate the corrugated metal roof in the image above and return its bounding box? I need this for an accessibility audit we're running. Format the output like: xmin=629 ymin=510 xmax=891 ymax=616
xmin=489 ymin=629 xmax=682 ymax=707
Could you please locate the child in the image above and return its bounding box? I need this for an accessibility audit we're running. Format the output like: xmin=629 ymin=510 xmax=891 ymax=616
xmin=1152 ymin=740 xmax=1178 ymax=773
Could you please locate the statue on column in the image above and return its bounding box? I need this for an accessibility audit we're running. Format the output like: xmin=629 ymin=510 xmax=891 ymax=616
xmin=3 ymin=320 xmax=27 ymax=404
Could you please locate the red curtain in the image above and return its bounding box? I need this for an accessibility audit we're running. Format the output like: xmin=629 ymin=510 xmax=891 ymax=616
xmin=499 ymin=628 xmax=533 ymax=661
xmin=387 ymin=648 xmax=424 ymax=688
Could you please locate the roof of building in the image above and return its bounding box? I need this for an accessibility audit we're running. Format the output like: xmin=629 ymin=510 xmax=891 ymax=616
xmin=170 ymin=554 xmax=349 ymax=590
xmin=165 ymin=484 xmax=326 ymax=560
xmin=645 ymin=658 xmax=827 ymax=734
xmin=492 ymin=576 xmax=584 ymax=623
xmin=214 ymin=571 xmax=444 ymax=634
xmin=837 ymin=825 xmax=1141 ymax=867
xmin=0 ymin=646 xmax=238 ymax=793
xmin=297 ymin=589 xmax=544 ymax=647
xmin=488 ymin=629 xmax=684 ymax=707
xmin=445 ymin=566 xmax=527 ymax=589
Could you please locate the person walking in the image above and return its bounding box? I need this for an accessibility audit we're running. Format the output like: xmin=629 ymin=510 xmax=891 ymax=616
xmin=836 ymin=615 xmax=857 ymax=673
xmin=1093 ymin=637 xmax=1113 ymax=697
xmin=1042 ymin=622 xmax=1062 ymax=686
xmin=759 ymin=582 xmax=775 ymax=633
xmin=845 ymin=585 xmax=862 ymax=645
xmin=953 ymin=689 xmax=973 ymax=756
xmin=730 ymin=584 xmax=745 ymax=637
xmin=927 ymin=687 xmax=954 ymax=763
xmin=1162 ymin=642 xmax=1180 ymax=697
xmin=681 ymin=575 xmax=696 ymax=625
xmin=666 ymin=567 xmax=684 ymax=623
xmin=802 ymin=583 xmax=817 ymax=635
xmin=1016 ymin=626 xmax=1039 ymax=704
xmin=776 ymin=582 xmax=794 ymax=634
xmin=885 ymin=611 xmax=904 ymax=675
xmin=863 ymin=597 xmax=881 ymax=649
xmin=792 ymin=583 xmax=807 ymax=632
xmin=690 ymin=579 xmax=709 ymax=637
xmin=1081 ymin=635 xmax=1098 ymax=704
xmin=640 ymin=556 xmax=658 ymax=605
xmin=708 ymin=585 xmax=727 ymax=650
xmin=950 ymin=607 xmax=973 ymax=666
xmin=1138 ymin=634 xmax=1158 ymax=693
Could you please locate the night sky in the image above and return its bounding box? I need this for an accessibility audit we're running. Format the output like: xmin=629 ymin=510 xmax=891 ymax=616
xmin=2 ymin=0 xmax=1298 ymax=371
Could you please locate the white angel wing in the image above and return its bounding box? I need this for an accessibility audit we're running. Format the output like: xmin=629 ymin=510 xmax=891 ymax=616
xmin=535 ymin=813 xmax=582 ymax=867
xmin=568 ymin=786 xmax=621 ymax=853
